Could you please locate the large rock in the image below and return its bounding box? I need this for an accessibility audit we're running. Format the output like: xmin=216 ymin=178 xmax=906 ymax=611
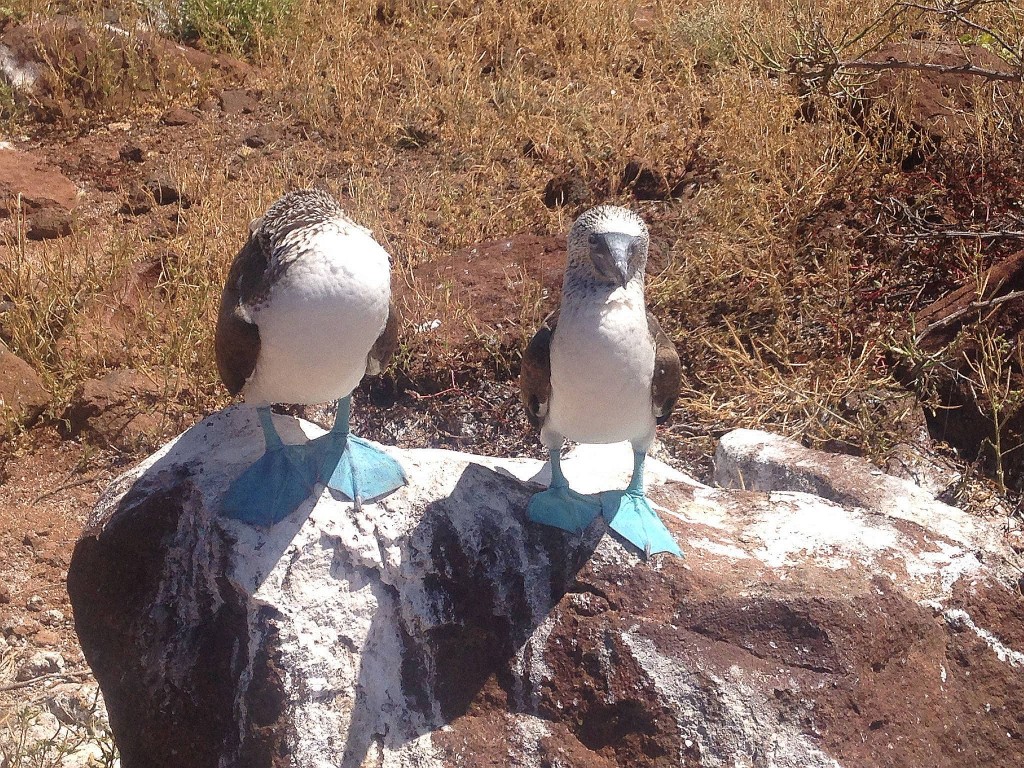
xmin=68 ymin=409 xmax=1023 ymax=768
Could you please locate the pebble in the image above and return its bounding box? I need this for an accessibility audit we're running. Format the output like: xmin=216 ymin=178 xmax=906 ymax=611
xmin=42 ymin=608 xmax=66 ymax=625
xmin=15 ymin=649 xmax=65 ymax=681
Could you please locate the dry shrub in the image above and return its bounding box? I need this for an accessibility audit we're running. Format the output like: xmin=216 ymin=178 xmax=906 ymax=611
xmin=0 ymin=0 xmax=1020 ymax=472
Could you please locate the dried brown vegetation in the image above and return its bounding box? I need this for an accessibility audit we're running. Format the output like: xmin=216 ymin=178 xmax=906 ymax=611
xmin=0 ymin=0 xmax=1021 ymax=481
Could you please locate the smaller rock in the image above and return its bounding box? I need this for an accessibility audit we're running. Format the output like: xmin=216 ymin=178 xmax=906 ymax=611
xmin=42 ymin=608 xmax=66 ymax=626
xmin=0 ymin=582 xmax=10 ymax=603
xmin=395 ymin=124 xmax=435 ymax=149
xmin=542 ymin=172 xmax=589 ymax=208
xmin=0 ymin=341 xmax=50 ymax=431
xmin=122 ymin=186 xmax=153 ymax=214
xmin=26 ymin=594 xmax=45 ymax=611
xmin=147 ymin=213 xmax=186 ymax=240
xmin=15 ymin=649 xmax=65 ymax=681
xmin=119 ymin=143 xmax=145 ymax=163
xmin=161 ymin=107 xmax=199 ymax=126
xmin=242 ymin=123 xmax=281 ymax=149
xmin=32 ymin=628 xmax=60 ymax=647
xmin=198 ymin=95 xmax=219 ymax=111
xmin=218 ymin=88 xmax=258 ymax=114
xmin=64 ymin=368 xmax=165 ymax=449
xmin=144 ymin=173 xmax=187 ymax=206
xmin=26 ymin=206 xmax=73 ymax=240
xmin=122 ymin=174 xmax=189 ymax=214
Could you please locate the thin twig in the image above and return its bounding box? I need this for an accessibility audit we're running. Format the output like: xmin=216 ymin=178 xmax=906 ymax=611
xmin=868 ymin=229 xmax=1024 ymax=240
xmin=839 ymin=57 xmax=1022 ymax=81
xmin=30 ymin=476 xmax=96 ymax=506
xmin=0 ymin=669 xmax=92 ymax=694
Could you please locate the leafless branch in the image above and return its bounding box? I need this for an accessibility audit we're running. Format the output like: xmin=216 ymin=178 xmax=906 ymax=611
xmin=0 ymin=669 xmax=92 ymax=694
xmin=838 ymin=57 xmax=1022 ymax=81
xmin=898 ymin=1 xmax=1024 ymax=66
xmin=868 ymin=229 xmax=1024 ymax=240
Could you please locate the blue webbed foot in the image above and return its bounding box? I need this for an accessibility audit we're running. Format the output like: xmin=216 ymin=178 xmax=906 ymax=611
xmin=222 ymin=441 xmax=319 ymax=526
xmin=527 ymin=447 xmax=601 ymax=534
xmin=320 ymin=433 xmax=408 ymax=506
xmin=221 ymin=399 xmax=407 ymax=526
xmin=601 ymin=489 xmax=682 ymax=557
xmin=528 ymin=485 xmax=601 ymax=535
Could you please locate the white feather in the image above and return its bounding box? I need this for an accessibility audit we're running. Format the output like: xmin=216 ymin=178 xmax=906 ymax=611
xmin=544 ymin=282 xmax=656 ymax=450
xmin=241 ymin=222 xmax=391 ymax=406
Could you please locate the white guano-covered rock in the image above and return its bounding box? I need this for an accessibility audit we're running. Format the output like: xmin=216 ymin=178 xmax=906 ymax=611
xmin=68 ymin=410 xmax=1024 ymax=768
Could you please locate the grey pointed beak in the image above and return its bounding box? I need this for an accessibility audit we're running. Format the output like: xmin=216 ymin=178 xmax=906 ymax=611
xmin=590 ymin=231 xmax=638 ymax=287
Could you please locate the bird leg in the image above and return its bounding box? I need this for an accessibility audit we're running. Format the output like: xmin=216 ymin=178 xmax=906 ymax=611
xmin=527 ymin=447 xmax=601 ymax=534
xmin=601 ymin=451 xmax=682 ymax=557
xmin=319 ymin=396 xmax=407 ymax=509
xmin=221 ymin=406 xmax=320 ymax=525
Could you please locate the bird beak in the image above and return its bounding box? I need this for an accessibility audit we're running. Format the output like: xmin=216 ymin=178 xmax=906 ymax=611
xmin=590 ymin=231 xmax=637 ymax=287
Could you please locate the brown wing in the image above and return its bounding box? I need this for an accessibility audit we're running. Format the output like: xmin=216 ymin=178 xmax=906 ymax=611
xmin=215 ymin=233 xmax=271 ymax=396
xmin=366 ymin=301 xmax=400 ymax=375
xmin=520 ymin=311 xmax=558 ymax=430
xmin=648 ymin=312 xmax=681 ymax=425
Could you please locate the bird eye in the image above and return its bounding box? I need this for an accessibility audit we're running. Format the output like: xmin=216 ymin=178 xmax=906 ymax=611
xmin=588 ymin=233 xmax=599 ymax=245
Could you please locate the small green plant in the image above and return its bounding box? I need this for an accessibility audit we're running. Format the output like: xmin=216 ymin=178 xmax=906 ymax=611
xmin=0 ymin=704 xmax=118 ymax=768
xmin=964 ymin=327 xmax=1024 ymax=493
xmin=0 ymin=81 xmax=19 ymax=128
xmin=176 ymin=0 xmax=294 ymax=54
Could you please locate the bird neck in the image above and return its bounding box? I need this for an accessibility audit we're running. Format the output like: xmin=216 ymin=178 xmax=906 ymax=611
xmin=561 ymin=272 xmax=645 ymax=307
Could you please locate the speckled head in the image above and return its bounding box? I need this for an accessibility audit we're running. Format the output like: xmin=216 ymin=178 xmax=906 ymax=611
xmin=566 ymin=205 xmax=650 ymax=288
xmin=250 ymin=188 xmax=347 ymax=245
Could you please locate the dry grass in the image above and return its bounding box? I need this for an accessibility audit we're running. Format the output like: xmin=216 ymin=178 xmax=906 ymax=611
xmin=0 ymin=0 xmax=1021 ymax=474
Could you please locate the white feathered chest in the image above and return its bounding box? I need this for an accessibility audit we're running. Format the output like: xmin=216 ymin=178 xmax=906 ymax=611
xmin=241 ymin=222 xmax=392 ymax=406
xmin=548 ymin=284 xmax=656 ymax=446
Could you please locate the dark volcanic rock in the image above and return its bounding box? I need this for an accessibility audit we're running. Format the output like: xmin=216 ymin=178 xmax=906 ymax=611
xmin=621 ymin=158 xmax=672 ymax=200
xmin=119 ymin=143 xmax=145 ymax=163
xmin=144 ymin=173 xmax=187 ymax=206
xmin=122 ymin=174 xmax=189 ymax=214
xmin=68 ymin=410 xmax=1022 ymax=767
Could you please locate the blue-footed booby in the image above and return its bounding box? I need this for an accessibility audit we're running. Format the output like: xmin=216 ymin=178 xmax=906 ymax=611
xmin=521 ymin=205 xmax=682 ymax=556
xmin=215 ymin=188 xmax=406 ymax=525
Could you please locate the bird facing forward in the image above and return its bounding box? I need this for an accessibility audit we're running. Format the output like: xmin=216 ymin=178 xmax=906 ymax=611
xmin=521 ymin=205 xmax=682 ymax=556
xmin=215 ymin=188 xmax=406 ymax=525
